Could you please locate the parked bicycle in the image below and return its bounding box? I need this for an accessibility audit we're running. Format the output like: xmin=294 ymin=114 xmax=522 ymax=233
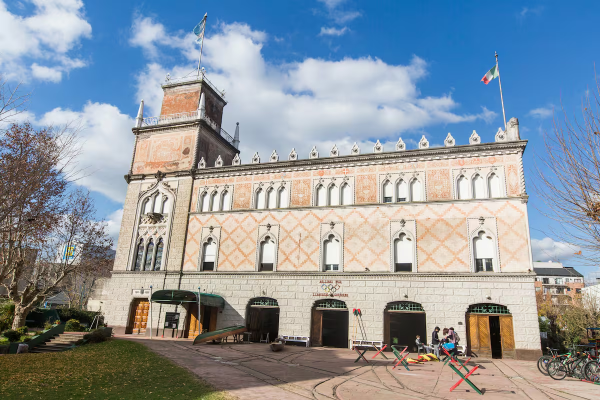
xmin=547 ymin=348 xmax=595 ymax=381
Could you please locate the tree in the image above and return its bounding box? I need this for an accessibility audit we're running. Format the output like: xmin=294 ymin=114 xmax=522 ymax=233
xmin=0 ymin=75 xmax=30 ymax=125
xmin=534 ymin=77 xmax=600 ymax=264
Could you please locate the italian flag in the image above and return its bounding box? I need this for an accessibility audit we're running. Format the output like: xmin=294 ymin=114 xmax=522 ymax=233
xmin=481 ymin=65 xmax=499 ymax=84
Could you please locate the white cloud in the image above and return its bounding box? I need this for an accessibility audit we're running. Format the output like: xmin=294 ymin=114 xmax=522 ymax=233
xmin=132 ymin=20 xmax=501 ymax=165
xmin=319 ymin=26 xmax=349 ymax=37
xmin=31 ymin=63 xmax=62 ymax=82
xmin=531 ymin=237 xmax=580 ymax=262
xmin=39 ymin=102 xmax=135 ymax=201
xmin=518 ymin=6 xmax=544 ymax=21
xmin=105 ymin=208 xmax=123 ymax=246
xmin=0 ymin=0 xmax=91 ymax=82
xmin=317 ymin=0 xmax=361 ymax=24
xmin=528 ymin=107 xmax=553 ymax=119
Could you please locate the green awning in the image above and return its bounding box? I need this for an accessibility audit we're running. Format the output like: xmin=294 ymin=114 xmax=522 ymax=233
xmin=150 ymin=290 xmax=225 ymax=309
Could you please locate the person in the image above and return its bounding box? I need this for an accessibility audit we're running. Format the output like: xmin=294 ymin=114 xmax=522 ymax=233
xmin=415 ymin=335 xmax=424 ymax=355
xmin=431 ymin=327 xmax=441 ymax=357
xmin=445 ymin=327 xmax=458 ymax=357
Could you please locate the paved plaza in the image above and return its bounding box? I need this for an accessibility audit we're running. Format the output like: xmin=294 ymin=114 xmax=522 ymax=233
xmin=125 ymin=338 xmax=599 ymax=400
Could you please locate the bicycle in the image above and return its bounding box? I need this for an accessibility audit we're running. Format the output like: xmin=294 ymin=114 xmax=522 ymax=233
xmin=537 ymin=347 xmax=560 ymax=375
xmin=547 ymin=348 xmax=593 ymax=380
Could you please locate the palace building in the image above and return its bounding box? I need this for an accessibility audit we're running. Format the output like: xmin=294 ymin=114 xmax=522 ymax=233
xmin=98 ymin=72 xmax=541 ymax=360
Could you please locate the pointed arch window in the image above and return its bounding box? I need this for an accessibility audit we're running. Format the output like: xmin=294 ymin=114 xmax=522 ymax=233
xmin=221 ymin=190 xmax=231 ymax=211
xmin=134 ymin=238 xmax=144 ymax=271
xmin=153 ymin=194 xmax=162 ymax=213
xmin=473 ymin=230 xmax=495 ymax=272
xmin=256 ymin=188 xmax=266 ymax=209
xmin=472 ymin=174 xmax=485 ymax=199
xmin=259 ymin=236 xmax=276 ymax=271
xmin=143 ymin=198 xmax=152 ymax=214
xmin=143 ymin=239 xmax=154 ymax=271
xmin=278 ymin=186 xmax=289 ymax=208
xmin=162 ymin=196 xmax=171 ymax=213
xmin=267 ymin=187 xmax=277 ymax=209
xmin=316 ymin=185 xmax=326 ymax=206
xmin=323 ymin=234 xmax=341 ymax=271
xmin=488 ymin=173 xmax=501 ymax=198
xmin=210 ymin=192 xmax=220 ymax=212
xmin=200 ymin=192 xmax=209 ymax=212
xmin=457 ymin=175 xmax=470 ymax=199
xmin=393 ymin=233 xmax=413 ymax=272
xmin=202 ymin=238 xmax=217 ymax=271
xmin=383 ymin=181 xmax=393 ymax=203
xmin=341 ymin=183 xmax=352 ymax=205
xmin=397 ymin=180 xmax=408 ymax=202
xmin=153 ymin=238 xmax=164 ymax=271
xmin=329 ymin=184 xmax=340 ymax=206
xmin=410 ymin=179 xmax=422 ymax=202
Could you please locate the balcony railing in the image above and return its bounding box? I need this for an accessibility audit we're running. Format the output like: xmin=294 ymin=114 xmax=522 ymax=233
xmin=163 ymin=73 xmax=225 ymax=99
xmin=140 ymin=112 xmax=234 ymax=146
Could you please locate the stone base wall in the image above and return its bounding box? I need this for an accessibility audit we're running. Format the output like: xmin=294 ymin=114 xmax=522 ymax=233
xmin=100 ymin=272 xmax=541 ymax=358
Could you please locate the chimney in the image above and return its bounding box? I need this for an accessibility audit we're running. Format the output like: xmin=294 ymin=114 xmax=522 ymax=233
xmin=135 ymin=99 xmax=144 ymax=128
xmin=232 ymin=122 xmax=240 ymax=149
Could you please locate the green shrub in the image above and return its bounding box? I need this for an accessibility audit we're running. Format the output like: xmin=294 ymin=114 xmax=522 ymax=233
xmin=16 ymin=326 xmax=28 ymax=336
xmin=43 ymin=322 xmax=54 ymax=331
xmin=2 ymin=330 xmax=21 ymax=342
xmin=65 ymin=319 xmax=84 ymax=332
xmin=0 ymin=302 xmax=15 ymax=332
xmin=22 ymin=336 xmax=31 ymax=342
xmin=57 ymin=309 xmax=103 ymax=326
xmin=83 ymin=329 xmax=110 ymax=344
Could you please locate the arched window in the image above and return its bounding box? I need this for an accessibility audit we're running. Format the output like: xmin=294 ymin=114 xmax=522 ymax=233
xmin=473 ymin=230 xmax=495 ymax=272
xmin=200 ymin=192 xmax=209 ymax=212
xmin=316 ymin=185 xmax=326 ymax=206
xmin=323 ymin=234 xmax=341 ymax=271
xmin=143 ymin=239 xmax=154 ymax=271
xmin=410 ymin=179 xmax=422 ymax=202
xmin=397 ymin=180 xmax=408 ymax=202
xmin=267 ymin=187 xmax=277 ymax=209
xmin=472 ymin=174 xmax=485 ymax=199
xmin=162 ymin=196 xmax=171 ymax=213
xmin=341 ymin=183 xmax=352 ymax=205
xmin=255 ymin=188 xmax=266 ymax=209
xmin=202 ymin=238 xmax=217 ymax=271
xmin=383 ymin=181 xmax=393 ymax=203
xmin=278 ymin=187 xmax=288 ymax=208
xmin=153 ymin=194 xmax=162 ymax=213
xmin=221 ymin=190 xmax=231 ymax=211
xmin=457 ymin=175 xmax=470 ymax=199
xmin=259 ymin=236 xmax=275 ymax=271
xmin=328 ymin=184 xmax=340 ymax=206
xmin=393 ymin=233 xmax=413 ymax=272
xmin=488 ymin=173 xmax=501 ymax=198
xmin=210 ymin=192 xmax=219 ymax=212
xmin=143 ymin=198 xmax=152 ymax=214
xmin=153 ymin=238 xmax=164 ymax=271
xmin=134 ymin=238 xmax=144 ymax=271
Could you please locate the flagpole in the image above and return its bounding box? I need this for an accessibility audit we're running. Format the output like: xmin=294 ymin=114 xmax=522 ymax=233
xmin=197 ymin=13 xmax=207 ymax=78
xmin=495 ymin=52 xmax=507 ymax=130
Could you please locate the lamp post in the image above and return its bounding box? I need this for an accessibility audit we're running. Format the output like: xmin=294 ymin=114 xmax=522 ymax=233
xmin=149 ymin=285 xmax=153 ymax=339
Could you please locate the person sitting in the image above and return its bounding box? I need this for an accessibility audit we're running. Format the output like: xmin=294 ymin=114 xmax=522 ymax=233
xmin=415 ymin=335 xmax=425 ymax=356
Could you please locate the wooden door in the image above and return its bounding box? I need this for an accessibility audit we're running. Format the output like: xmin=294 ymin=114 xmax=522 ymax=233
xmin=466 ymin=314 xmax=491 ymax=357
xmin=499 ymin=315 xmax=516 ymax=359
xmin=187 ymin=305 xmax=201 ymax=339
xmin=131 ymin=300 xmax=149 ymax=335
xmin=209 ymin=307 xmax=218 ymax=332
xmin=311 ymin=309 xmax=323 ymax=346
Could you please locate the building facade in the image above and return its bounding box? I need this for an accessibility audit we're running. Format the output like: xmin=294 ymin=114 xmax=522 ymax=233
xmin=533 ymin=261 xmax=584 ymax=302
xmin=99 ymin=74 xmax=541 ymax=360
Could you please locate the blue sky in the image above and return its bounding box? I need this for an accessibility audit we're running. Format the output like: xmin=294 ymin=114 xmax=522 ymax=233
xmin=1 ymin=0 xmax=599 ymax=279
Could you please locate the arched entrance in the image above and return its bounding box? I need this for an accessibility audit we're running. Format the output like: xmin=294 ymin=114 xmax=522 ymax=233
xmin=466 ymin=303 xmax=515 ymax=359
xmin=311 ymin=299 xmax=349 ymax=348
xmin=384 ymin=301 xmax=426 ymax=352
xmin=125 ymin=298 xmax=149 ymax=334
xmin=246 ymin=297 xmax=280 ymax=342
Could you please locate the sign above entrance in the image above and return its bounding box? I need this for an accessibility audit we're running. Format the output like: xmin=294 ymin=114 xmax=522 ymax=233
xmin=132 ymin=289 xmax=150 ymax=296
xmin=313 ymin=280 xmax=348 ymax=298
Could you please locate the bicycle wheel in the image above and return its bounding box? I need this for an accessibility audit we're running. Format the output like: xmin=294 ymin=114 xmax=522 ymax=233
xmin=547 ymin=359 xmax=567 ymax=380
xmin=537 ymin=356 xmax=552 ymax=375
xmin=584 ymin=360 xmax=600 ymax=382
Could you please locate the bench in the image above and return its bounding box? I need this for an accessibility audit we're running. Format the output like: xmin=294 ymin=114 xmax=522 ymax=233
xmin=281 ymin=335 xmax=310 ymax=347
xmin=350 ymin=339 xmax=383 ymax=350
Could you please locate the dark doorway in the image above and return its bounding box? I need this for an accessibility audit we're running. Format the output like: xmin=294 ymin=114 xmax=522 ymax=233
xmin=246 ymin=298 xmax=280 ymax=342
xmin=384 ymin=302 xmax=426 ymax=353
xmin=489 ymin=315 xmax=502 ymax=359
xmin=311 ymin=300 xmax=348 ymax=348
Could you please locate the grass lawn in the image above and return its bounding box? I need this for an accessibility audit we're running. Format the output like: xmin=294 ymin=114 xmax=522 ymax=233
xmin=0 ymin=339 xmax=233 ymax=400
